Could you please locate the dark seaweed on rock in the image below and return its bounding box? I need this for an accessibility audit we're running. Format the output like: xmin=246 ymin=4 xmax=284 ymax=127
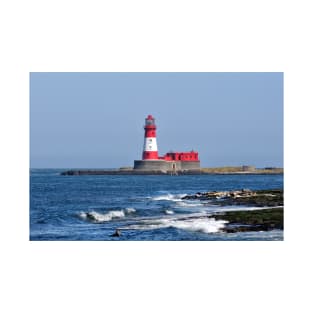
xmin=212 ymin=208 xmax=284 ymax=233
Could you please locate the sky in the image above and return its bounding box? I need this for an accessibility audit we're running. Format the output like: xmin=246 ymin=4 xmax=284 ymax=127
xmin=30 ymin=72 xmax=283 ymax=168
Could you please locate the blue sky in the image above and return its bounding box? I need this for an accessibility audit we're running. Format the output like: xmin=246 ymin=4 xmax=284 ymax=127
xmin=30 ymin=72 xmax=283 ymax=168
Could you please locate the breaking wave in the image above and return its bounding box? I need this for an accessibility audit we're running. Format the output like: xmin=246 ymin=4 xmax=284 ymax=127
xmin=121 ymin=215 xmax=227 ymax=234
xmin=151 ymin=193 xmax=186 ymax=202
xmin=175 ymin=201 xmax=203 ymax=208
xmin=125 ymin=207 xmax=136 ymax=214
xmin=79 ymin=208 xmax=136 ymax=222
xmin=170 ymin=218 xmax=227 ymax=233
xmin=217 ymin=206 xmax=279 ymax=213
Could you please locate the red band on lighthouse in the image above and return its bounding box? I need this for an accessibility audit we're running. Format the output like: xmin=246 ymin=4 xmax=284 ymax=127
xmin=142 ymin=115 xmax=159 ymax=160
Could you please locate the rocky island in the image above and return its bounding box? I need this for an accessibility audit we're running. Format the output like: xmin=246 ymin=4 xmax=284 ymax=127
xmin=61 ymin=166 xmax=283 ymax=176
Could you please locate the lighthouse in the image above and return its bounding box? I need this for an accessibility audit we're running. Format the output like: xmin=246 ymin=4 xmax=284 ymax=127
xmin=134 ymin=114 xmax=200 ymax=172
xmin=142 ymin=114 xmax=159 ymax=160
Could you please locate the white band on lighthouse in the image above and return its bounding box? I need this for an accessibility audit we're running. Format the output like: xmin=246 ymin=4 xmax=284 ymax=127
xmin=143 ymin=137 xmax=158 ymax=152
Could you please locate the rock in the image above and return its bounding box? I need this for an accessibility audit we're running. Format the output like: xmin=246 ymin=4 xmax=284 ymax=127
xmin=112 ymin=229 xmax=121 ymax=237
xmin=212 ymin=207 xmax=284 ymax=233
xmin=182 ymin=189 xmax=283 ymax=207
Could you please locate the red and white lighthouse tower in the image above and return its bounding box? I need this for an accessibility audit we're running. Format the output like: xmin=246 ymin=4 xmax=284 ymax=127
xmin=142 ymin=114 xmax=159 ymax=160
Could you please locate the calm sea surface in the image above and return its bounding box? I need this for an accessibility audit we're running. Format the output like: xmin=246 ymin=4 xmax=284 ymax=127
xmin=30 ymin=169 xmax=283 ymax=241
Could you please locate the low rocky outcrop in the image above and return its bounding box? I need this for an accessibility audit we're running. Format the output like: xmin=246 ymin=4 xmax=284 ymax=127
xmin=212 ymin=207 xmax=283 ymax=233
xmin=182 ymin=189 xmax=284 ymax=234
xmin=182 ymin=189 xmax=283 ymax=207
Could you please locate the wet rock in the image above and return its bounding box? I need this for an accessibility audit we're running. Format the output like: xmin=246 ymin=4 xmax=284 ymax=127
xmin=111 ymin=229 xmax=121 ymax=237
xmin=182 ymin=189 xmax=283 ymax=207
xmin=212 ymin=207 xmax=284 ymax=233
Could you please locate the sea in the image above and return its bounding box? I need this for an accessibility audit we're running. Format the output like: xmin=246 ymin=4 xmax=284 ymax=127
xmin=30 ymin=169 xmax=284 ymax=241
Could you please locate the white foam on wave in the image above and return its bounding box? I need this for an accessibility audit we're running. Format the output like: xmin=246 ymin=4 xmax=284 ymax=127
xmin=176 ymin=201 xmax=203 ymax=208
xmin=122 ymin=215 xmax=227 ymax=233
xmin=151 ymin=193 xmax=186 ymax=202
xmin=125 ymin=207 xmax=136 ymax=213
xmin=85 ymin=210 xmax=125 ymax=222
xmin=79 ymin=212 xmax=88 ymax=219
xmin=169 ymin=218 xmax=227 ymax=233
xmin=165 ymin=209 xmax=174 ymax=215
xmin=218 ymin=206 xmax=280 ymax=213
xmin=80 ymin=207 xmax=137 ymax=222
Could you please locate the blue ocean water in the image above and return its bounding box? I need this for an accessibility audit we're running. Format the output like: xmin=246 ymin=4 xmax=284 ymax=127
xmin=30 ymin=169 xmax=283 ymax=241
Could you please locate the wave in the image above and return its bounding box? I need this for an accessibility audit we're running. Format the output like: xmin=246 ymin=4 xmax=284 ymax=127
xmin=151 ymin=193 xmax=187 ymax=202
xmin=175 ymin=201 xmax=203 ymax=208
xmin=121 ymin=215 xmax=227 ymax=234
xmin=79 ymin=208 xmax=136 ymax=223
xmin=217 ymin=206 xmax=280 ymax=213
xmin=125 ymin=207 xmax=136 ymax=214
xmin=165 ymin=209 xmax=174 ymax=215
xmin=169 ymin=218 xmax=227 ymax=233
